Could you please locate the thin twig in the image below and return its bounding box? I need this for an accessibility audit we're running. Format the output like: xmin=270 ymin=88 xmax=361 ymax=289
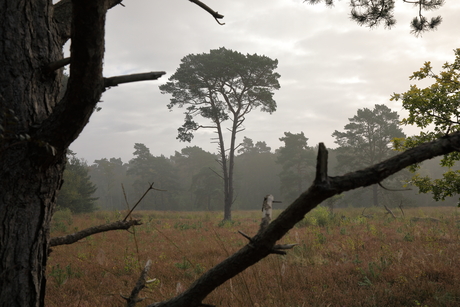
xmin=383 ymin=204 xmax=397 ymax=219
xmin=378 ymin=182 xmax=411 ymax=192
xmin=398 ymin=201 xmax=405 ymax=217
xmin=237 ymin=230 xmax=253 ymax=242
xmin=122 ymin=183 xmax=131 ymax=211
xmin=123 ymin=183 xmax=166 ymax=222
xmin=208 ymin=167 xmax=224 ymax=180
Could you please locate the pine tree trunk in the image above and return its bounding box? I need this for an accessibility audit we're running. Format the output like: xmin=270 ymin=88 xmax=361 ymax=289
xmin=224 ymin=118 xmax=238 ymax=221
xmin=0 ymin=0 xmax=106 ymax=305
xmin=0 ymin=155 xmax=66 ymax=306
xmin=215 ymin=121 xmax=232 ymax=221
xmin=0 ymin=1 xmax=64 ymax=305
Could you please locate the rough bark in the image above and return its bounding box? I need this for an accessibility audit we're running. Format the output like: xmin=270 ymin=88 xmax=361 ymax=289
xmin=146 ymin=135 xmax=460 ymax=306
xmin=0 ymin=0 xmax=453 ymax=306
xmin=0 ymin=0 xmax=107 ymax=305
xmin=0 ymin=1 xmax=64 ymax=305
xmin=52 ymin=0 xmax=122 ymax=45
xmin=0 ymin=0 xmax=212 ymax=305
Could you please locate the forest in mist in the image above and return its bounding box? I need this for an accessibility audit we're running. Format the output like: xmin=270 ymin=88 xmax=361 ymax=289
xmin=66 ymin=135 xmax=458 ymax=213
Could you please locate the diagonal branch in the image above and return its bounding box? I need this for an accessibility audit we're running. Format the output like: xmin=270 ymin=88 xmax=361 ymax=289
xmin=146 ymin=131 xmax=460 ymax=307
xmin=122 ymin=259 xmax=153 ymax=307
xmin=188 ymin=0 xmax=225 ymax=25
xmin=123 ymin=182 xmax=166 ymax=222
xmin=50 ymin=219 xmax=142 ymax=247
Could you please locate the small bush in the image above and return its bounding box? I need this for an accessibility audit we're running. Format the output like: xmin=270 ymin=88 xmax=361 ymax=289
xmin=217 ymin=219 xmax=240 ymax=228
xmin=296 ymin=206 xmax=337 ymax=228
xmin=48 ymin=264 xmax=81 ymax=287
xmin=51 ymin=208 xmax=73 ymax=232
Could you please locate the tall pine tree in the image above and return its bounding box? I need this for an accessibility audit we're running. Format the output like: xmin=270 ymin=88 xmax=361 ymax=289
xmin=57 ymin=151 xmax=98 ymax=213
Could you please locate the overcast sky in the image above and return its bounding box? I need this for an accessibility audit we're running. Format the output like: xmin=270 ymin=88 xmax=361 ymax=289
xmin=69 ymin=0 xmax=460 ymax=164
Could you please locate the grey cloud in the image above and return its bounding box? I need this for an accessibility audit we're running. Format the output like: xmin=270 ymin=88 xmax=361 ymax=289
xmin=71 ymin=0 xmax=459 ymax=163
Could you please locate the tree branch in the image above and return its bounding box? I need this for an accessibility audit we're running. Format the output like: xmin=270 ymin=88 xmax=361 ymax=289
xmin=123 ymin=182 xmax=166 ymax=222
xmin=43 ymin=57 xmax=71 ymax=74
xmin=146 ymin=131 xmax=460 ymax=307
xmin=50 ymin=219 xmax=142 ymax=247
xmin=122 ymin=259 xmax=153 ymax=307
xmin=188 ymin=0 xmax=225 ymax=25
xmin=104 ymin=72 xmax=166 ymax=88
xmin=383 ymin=204 xmax=396 ymax=219
xmin=34 ymin=0 xmax=107 ymax=159
xmin=53 ymin=0 xmax=123 ymax=46
xmin=53 ymin=0 xmax=225 ymax=45
xmin=207 ymin=167 xmax=224 ymax=180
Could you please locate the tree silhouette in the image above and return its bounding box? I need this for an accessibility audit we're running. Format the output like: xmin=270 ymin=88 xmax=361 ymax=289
xmin=160 ymin=47 xmax=280 ymax=220
xmin=332 ymin=104 xmax=406 ymax=206
xmin=0 ymin=0 xmax=455 ymax=305
xmin=57 ymin=151 xmax=98 ymax=213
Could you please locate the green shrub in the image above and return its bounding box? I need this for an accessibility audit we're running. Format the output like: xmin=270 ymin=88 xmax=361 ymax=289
xmin=51 ymin=208 xmax=73 ymax=232
xmin=296 ymin=206 xmax=337 ymax=228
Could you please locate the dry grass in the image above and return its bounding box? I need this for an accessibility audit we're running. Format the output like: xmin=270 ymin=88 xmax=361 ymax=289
xmin=46 ymin=207 xmax=460 ymax=307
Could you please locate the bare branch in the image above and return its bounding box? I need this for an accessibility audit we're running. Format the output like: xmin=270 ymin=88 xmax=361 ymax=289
xmin=314 ymin=142 xmax=328 ymax=184
xmin=53 ymin=0 xmax=124 ymax=45
xmin=383 ymin=204 xmax=397 ymax=219
xmin=188 ymin=0 xmax=225 ymax=25
xmin=50 ymin=219 xmax=141 ymax=247
xmin=147 ymin=131 xmax=460 ymax=307
xmin=104 ymin=72 xmax=166 ymax=88
xmin=237 ymin=230 xmax=253 ymax=243
xmin=259 ymin=194 xmax=274 ymax=232
xmin=122 ymin=259 xmax=153 ymax=307
xmin=398 ymin=201 xmax=405 ymax=217
xmin=43 ymin=57 xmax=71 ymax=74
xmin=123 ymin=183 xmax=166 ymax=222
xmin=208 ymin=167 xmax=224 ymax=180
xmin=34 ymin=0 xmax=106 ymax=155
xmin=378 ymin=182 xmax=411 ymax=192
xmin=270 ymin=243 xmax=297 ymax=255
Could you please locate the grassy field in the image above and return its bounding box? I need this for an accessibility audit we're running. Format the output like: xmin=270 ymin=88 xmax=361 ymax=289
xmin=46 ymin=206 xmax=460 ymax=307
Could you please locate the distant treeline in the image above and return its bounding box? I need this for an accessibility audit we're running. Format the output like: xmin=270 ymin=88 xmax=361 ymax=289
xmin=61 ymin=105 xmax=460 ymax=213
xmin=76 ymin=139 xmax=456 ymax=213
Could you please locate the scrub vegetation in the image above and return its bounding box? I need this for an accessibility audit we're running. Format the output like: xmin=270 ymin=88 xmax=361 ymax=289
xmin=47 ymin=207 xmax=460 ymax=306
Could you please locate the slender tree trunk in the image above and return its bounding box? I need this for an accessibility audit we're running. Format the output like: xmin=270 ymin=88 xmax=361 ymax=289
xmin=224 ymin=116 xmax=239 ymax=220
xmin=372 ymin=184 xmax=379 ymax=207
xmin=215 ymin=122 xmax=231 ymax=220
